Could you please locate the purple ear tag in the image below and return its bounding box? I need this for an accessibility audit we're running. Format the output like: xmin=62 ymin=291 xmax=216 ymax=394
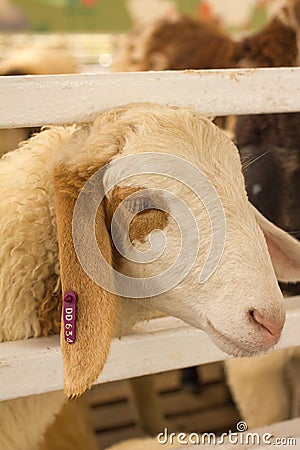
xmin=63 ymin=290 xmax=77 ymax=344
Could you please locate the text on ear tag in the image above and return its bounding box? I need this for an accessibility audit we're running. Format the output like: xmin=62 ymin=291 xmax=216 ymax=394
xmin=63 ymin=290 xmax=77 ymax=344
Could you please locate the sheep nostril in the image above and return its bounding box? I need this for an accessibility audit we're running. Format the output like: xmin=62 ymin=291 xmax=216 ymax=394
xmin=247 ymin=309 xmax=284 ymax=338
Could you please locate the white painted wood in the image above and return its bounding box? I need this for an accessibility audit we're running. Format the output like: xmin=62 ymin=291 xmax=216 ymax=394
xmin=0 ymin=67 xmax=300 ymax=128
xmin=0 ymin=297 xmax=299 ymax=401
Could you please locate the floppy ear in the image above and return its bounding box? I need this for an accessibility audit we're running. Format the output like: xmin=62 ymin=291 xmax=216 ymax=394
xmin=54 ymin=164 xmax=118 ymax=398
xmin=253 ymin=205 xmax=300 ymax=283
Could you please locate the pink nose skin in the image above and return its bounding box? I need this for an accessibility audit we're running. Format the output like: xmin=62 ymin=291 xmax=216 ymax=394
xmin=248 ymin=310 xmax=285 ymax=346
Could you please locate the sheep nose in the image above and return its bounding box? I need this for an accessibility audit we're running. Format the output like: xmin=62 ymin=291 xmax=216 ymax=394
xmin=248 ymin=309 xmax=285 ymax=346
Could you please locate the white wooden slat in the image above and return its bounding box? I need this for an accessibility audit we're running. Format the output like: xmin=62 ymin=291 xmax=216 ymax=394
xmin=0 ymin=297 xmax=299 ymax=402
xmin=0 ymin=68 xmax=300 ymax=128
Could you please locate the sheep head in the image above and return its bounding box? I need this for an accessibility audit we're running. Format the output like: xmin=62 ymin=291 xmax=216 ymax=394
xmin=53 ymin=104 xmax=300 ymax=396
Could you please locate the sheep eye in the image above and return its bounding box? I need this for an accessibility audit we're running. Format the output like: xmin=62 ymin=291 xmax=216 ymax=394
xmin=126 ymin=197 xmax=158 ymax=214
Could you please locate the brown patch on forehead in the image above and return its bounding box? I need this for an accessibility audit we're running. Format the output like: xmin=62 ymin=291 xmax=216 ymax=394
xmin=129 ymin=207 xmax=168 ymax=243
xmin=105 ymin=186 xmax=168 ymax=244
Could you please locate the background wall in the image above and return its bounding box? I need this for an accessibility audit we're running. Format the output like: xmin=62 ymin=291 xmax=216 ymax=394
xmin=0 ymin=0 xmax=278 ymax=33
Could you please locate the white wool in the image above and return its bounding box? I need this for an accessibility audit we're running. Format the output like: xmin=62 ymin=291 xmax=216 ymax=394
xmin=0 ymin=126 xmax=78 ymax=341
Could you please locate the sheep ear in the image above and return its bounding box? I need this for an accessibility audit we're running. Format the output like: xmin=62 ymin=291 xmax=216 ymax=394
xmin=54 ymin=165 xmax=117 ymax=398
xmin=253 ymin=205 xmax=300 ymax=282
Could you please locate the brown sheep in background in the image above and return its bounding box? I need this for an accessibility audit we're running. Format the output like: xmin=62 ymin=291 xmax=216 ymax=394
xmin=114 ymin=16 xmax=237 ymax=72
xmin=114 ymin=2 xmax=299 ymax=72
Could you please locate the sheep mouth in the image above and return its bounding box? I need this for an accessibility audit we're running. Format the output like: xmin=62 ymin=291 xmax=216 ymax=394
xmin=206 ymin=319 xmax=268 ymax=357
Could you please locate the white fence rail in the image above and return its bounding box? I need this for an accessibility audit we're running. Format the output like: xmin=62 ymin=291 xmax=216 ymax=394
xmin=0 ymin=68 xmax=300 ymax=403
xmin=0 ymin=68 xmax=300 ymax=128
xmin=0 ymin=297 xmax=299 ymax=401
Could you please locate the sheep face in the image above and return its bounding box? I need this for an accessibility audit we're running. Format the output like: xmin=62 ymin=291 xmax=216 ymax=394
xmin=99 ymin=108 xmax=286 ymax=358
xmin=51 ymin=104 xmax=300 ymax=396
xmin=67 ymin=105 xmax=300 ymax=361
